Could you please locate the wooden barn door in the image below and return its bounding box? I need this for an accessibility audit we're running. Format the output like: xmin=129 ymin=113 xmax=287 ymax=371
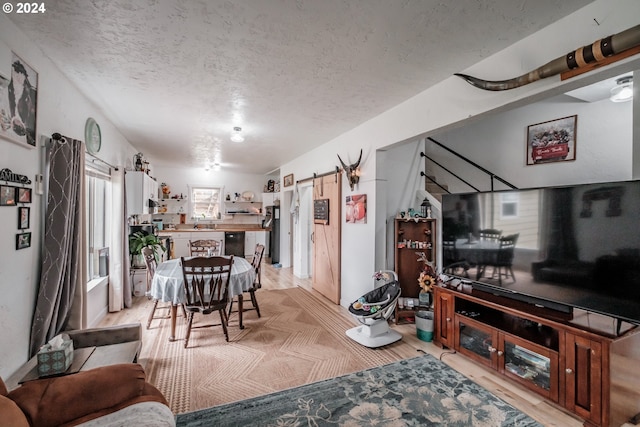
xmin=312 ymin=173 xmax=341 ymax=304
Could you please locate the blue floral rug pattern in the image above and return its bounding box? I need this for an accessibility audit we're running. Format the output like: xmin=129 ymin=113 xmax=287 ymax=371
xmin=176 ymin=354 xmax=541 ymax=426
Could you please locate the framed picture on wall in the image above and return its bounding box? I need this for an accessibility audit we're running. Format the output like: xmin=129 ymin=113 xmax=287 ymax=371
xmin=17 ymin=187 xmax=32 ymax=203
xmin=283 ymin=173 xmax=294 ymax=187
xmin=18 ymin=206 xmax=29 ymax=229
xmin=16 ymin=232 xmax=31 ymax=250
xmin=0 ymin=185 xmax=16 ymax=205
xmin=0 ymin=52 xmax=38 ymax=148
xmin=526 ymin=115 xmax=577 ymax=165
xmin=346 ymin=194 xmax=367 ymax=224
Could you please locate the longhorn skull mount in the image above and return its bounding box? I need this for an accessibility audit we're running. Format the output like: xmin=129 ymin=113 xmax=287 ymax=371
xmin=337 ymin=149 xmax=363 ymax=191
xmin=455 ymin=24 xmax=640 ymax=91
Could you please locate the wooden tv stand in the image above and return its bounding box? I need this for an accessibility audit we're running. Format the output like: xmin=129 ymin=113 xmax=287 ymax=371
xmin=433 ymin=284 xmax=640 ymax=427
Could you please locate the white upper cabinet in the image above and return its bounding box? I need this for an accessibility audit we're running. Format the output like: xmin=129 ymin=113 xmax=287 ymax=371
xmin=126 ymin=171 xmax=160 ymax=215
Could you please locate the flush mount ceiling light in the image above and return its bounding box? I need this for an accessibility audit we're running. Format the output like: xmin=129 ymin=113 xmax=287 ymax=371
xmin=230 ymin=126 xmax=244 ymax=142
xmin=610 ymin=76 xmax=633 ymax=102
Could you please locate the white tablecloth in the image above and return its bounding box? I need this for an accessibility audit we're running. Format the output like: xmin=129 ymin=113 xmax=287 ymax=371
xmin=150 ymin=256 xmax=255 ymax=304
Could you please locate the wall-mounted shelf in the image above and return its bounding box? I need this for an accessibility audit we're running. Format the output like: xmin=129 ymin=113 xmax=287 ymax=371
xmin=225 ymin=200 xmax=262 ymax=215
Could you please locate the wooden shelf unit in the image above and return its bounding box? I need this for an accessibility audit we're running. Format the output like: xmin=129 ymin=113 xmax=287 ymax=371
xmin=433 ymin=284 xmax=640 ymax=427
xmin=394 ymin=218 xmax=436 ymax=323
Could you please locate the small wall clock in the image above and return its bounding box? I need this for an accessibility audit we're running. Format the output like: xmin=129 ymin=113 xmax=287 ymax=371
xmin=85 ymin=117 xmax=101 ymax=154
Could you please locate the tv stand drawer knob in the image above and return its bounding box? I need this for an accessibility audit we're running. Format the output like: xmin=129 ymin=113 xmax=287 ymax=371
xmin=565 ymin=368 xmax=573 ymax=374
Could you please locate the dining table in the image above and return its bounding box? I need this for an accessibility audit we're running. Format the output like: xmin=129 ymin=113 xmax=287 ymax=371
xmin=454 ymin=238 xmax=501 ymax=280
xmin=150 ymin=256 xmax=256 ymax=341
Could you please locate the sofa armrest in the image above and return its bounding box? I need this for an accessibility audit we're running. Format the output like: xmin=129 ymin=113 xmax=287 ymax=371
xmin=65 ymin=323 xmax=142 ymax=348
xmin=8 ymin=363 xmax=165 ymax=427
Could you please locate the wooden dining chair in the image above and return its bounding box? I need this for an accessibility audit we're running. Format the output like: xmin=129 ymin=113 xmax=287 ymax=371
xmin=442 ymin=237 xmax=470 ymax=278
xmin=490 ymin=233 xmax=519 ymax=284
xmin=142 ymin=246 xmax=169 ymax=329
xmin=228 ymin=244 xmax=265 ymax=321
xmin=143 ymin=246 xmax=187 ymax=329
xmin=189 ymin=239 xmax=222 ymax=256
xmin=181 ymin=255 xmax=234 ymax=347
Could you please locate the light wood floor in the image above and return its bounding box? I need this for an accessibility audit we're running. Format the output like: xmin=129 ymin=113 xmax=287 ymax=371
xmin=100 ymin=262 xmax=584 ymax=426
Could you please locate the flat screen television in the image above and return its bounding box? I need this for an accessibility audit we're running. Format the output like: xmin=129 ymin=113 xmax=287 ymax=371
xmin=441 ymin=179 xmax=640 ymax=326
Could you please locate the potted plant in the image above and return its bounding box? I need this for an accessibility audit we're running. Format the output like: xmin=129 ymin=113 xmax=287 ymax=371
xmin=129 ymin=231 xmax=166 ymax=267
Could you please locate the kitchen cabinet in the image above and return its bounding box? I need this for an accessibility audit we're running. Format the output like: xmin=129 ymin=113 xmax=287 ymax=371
xmin=256 ymin=230 xmax=267 ymax=248
xmin=126 ymin=171 xmax=160 ymax=216
xmin=243 ymin=231 xmax=267 ymax=256
xmin=197 ymin=231 xmax=225 ymax=255
xmin=169 ymin=232 xmax=191 ymax=259
xmin=245 ymin=231 xmax=256 ymax=256
xmin=433 ymin=285 xmax=640 ymax=426
xmin=166 ymin=231 xmax=224 ymax=259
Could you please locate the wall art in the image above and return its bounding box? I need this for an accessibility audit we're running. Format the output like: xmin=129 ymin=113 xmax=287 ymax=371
xmin=16 ymin=231 xmax=31 ymax=250
xmin=0 ymin=184 xmax=16 ymax=205
xmin=17 ymin=186 xmax=31 ymax=203
xmin=0 ymin=52 xmax=38 ymax=148
xmin=283 ymin=173 xmax=294 ymax=187
xmin=526 ymin=115 xmax=577 ymax=165
xmin=346 ymin=194 xmax=367 ymax=224
xmin=18 ymin=206 xmax=29 ymax=229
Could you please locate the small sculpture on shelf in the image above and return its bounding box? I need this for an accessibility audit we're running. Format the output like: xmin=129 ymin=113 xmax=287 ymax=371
xmin=160 ymin=183 xmax=170 ymax=199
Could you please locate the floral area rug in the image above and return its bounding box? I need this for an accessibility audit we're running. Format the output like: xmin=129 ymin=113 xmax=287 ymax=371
xmin=175 ymin=354 xmax=542 ymax=426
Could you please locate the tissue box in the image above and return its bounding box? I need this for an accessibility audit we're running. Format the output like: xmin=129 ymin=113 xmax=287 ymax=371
xmin=37 ymin=335 xmax=74 ymax=377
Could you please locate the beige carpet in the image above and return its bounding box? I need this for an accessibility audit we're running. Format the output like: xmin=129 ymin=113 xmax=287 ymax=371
xmin=144 ymin=287 xmax=413 ymax=414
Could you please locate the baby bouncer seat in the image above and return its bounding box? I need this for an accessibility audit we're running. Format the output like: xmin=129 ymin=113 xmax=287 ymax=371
xmin=346 ymin=270 xmax=402 ymax=348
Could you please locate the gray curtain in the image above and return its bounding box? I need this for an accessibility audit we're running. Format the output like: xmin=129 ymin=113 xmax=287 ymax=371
xmin=30 ymin=135 xmax=85 ymax=357
xmin=109 ymin=167 xmax=132 ymax=311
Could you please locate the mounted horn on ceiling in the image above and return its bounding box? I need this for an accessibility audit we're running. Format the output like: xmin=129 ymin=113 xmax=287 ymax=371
xmin=337 ymin=149 xmax=363 ymax=191
xmin=455 ymin=24 xmax=640 ymax=91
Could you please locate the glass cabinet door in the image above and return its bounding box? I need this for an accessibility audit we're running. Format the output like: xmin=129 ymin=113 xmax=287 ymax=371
xmin=501 ymin=335 xmax=559 ymax=402
xmin=455 ymin=317 xmax=497 ymax=368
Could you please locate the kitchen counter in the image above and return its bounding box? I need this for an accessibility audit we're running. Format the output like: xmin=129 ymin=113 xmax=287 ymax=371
xmin=158 ymin=226 xmax=269 ymax=233
xmin=157 ymin=227 xmax=270 ymax=259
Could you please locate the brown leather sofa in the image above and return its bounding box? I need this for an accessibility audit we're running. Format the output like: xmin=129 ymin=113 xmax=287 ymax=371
xmin=0 ymin=363 xmax=170 ymax=427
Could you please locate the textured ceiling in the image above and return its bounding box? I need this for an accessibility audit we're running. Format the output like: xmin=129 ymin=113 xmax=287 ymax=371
xmin=9 ymin=0 xmax=592 ymax=173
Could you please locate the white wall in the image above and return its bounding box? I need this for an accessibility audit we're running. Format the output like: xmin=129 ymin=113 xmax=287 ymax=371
xmin=428 ymin=95 xmax=633 ymax=193
xmin=281 ymin=0 xmax=640 ymax=308
xmin=0 ymin=15 xmax=139 ymax=379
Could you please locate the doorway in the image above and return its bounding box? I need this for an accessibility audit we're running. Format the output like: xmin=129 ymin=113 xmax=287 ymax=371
xmin=293 ymin=182 xmax=313 ymax=278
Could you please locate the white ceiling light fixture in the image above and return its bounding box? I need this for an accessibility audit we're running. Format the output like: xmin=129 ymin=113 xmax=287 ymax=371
xmin=213 ymin=163 xmax=221 ymax=171
xmin=610 ymin=76 xmax=633 ymax=102
xmin=230 ymin=126 xmax=244 ymax=143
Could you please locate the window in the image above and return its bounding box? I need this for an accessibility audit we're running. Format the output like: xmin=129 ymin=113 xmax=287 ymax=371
xmin=190 ymin=186 xmax=223 ymax=220
xmin=85 ymin=163 xmax=112 ymax=280
xmin=500 ymin=192 xmax=519 ymax=219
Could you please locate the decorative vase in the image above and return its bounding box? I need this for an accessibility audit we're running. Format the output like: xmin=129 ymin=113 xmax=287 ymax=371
xmin=419 ymin=290 xmax=432 ymax=307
